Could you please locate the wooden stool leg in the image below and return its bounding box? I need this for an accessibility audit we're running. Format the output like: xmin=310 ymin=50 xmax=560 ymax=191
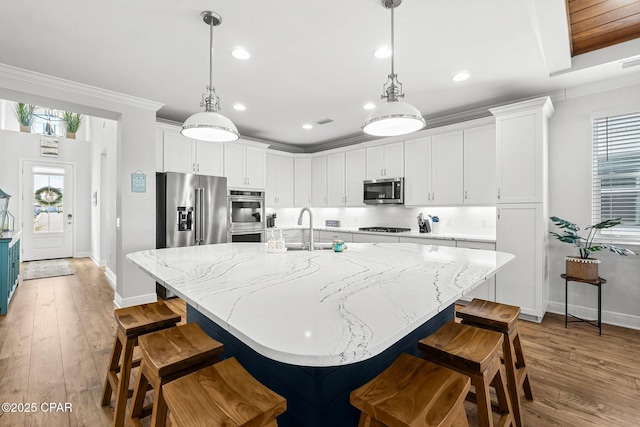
xmin=512 ymin=331 xmax=533 ymax=400
xmin=150 ymin=377 xmax=168 ymax=427
xmin=129 ymin=364 xmax=150 ymax=425
xmin=358 ymin=413 xmax=386 ymax=427
xmin=113 ymin=336 xmax=135 ymax=427
xmin=490 ymin=366 xmax=514 ymax=425
xmin=101 ymin=334 xmax=123 ymax=406
xmin=472 ymin=372 xmax=495 ymax=427
xmin=501 ymin=332 xmax=523 ymax=427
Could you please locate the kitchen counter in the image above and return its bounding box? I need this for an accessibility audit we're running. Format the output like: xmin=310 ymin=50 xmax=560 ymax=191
xmin=128 ymin=242 xmax=513 ymax=426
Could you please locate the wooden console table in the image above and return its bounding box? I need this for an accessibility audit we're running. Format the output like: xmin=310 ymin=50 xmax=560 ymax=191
xmin=561 ymin=274 xmax=606 ymax=335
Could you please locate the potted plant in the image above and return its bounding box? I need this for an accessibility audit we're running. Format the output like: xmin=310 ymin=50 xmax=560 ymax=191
xmin=14 ymin=102 xmax=36 ymax=132
xmin=62 ymin=111 xmax=84 ymax=139
xmin=549 ymin=216 xmax=636 ymax=281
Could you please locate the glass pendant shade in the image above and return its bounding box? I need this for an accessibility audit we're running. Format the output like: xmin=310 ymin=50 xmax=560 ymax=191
xmin=362 ymin=101 xmax=425 ymax=136
xmin=181 ymin=111 xmax=239 ymax=142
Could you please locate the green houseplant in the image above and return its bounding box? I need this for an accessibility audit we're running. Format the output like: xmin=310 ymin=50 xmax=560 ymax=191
xmin=549 ymin=216 xmax=635 ymax=280
xmin=14 ymin=102 xmax=36 ymax=132
xmin=62 ymin=111 xmax=84 ymax=139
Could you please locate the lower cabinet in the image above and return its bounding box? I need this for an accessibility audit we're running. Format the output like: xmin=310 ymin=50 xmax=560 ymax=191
xmin=0 ymin=231 xmax=21 ymax=315
xmin=318 ymin=231 xmax=353 ymax=243
xmin=455 ymin=241 xmax=496 ymax=303
xmin=398 ymin=236 xmax=456 ymax=247
xmin=352 ymin=234 xmax=399 ymax=243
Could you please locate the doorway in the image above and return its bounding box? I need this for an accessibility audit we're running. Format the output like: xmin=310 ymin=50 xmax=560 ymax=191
xmin=22 ymin=160 xmax=75 ymax=261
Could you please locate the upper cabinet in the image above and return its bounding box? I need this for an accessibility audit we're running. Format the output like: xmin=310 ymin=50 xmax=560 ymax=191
xmin=463 ymin=125 xmax=496 ymax=205
xmin=224 ymin=140 xmax=267 ymax=190
xmin=160 ymin=128 xmax=224 ymax=176
xmin=294 ymin=157 xmax=312 ymax=206
xmin=326 ymin=149 xmax=366 ymax=206
xmin=266 ymin=153 xmax=294 ymax=207
xmin=365 ymin=141 xmax=404 ymax=179
xmin=404 ymin=132 xmax=464 ymax=205
xmin=311 ymin=155 xmax=327 ymax=206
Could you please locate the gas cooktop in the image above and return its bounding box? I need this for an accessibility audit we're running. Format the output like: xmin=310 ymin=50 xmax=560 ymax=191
xmin=358 ymin=227 xmax=411 ymax=233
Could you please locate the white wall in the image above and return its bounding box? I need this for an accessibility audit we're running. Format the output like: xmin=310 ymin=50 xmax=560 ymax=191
xmin=0 ymin=129 xmax=92 ymax=255
xmin=548 ymin=84 xmax=640 ymax=327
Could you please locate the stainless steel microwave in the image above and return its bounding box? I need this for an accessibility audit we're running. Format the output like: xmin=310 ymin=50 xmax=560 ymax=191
xmin=363 ymin=178 xmax=404 ymax=205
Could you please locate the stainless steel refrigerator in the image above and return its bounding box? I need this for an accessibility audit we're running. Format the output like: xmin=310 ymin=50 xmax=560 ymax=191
xmin=156 ymin=172 xmax=228 ymax=297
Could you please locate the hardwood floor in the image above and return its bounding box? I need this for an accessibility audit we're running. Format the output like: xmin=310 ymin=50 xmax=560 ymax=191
xmin=0 ymin=257 xmax=638 ymax=426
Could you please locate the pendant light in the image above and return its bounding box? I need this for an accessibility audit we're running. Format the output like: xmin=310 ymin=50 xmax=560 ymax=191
xmin=363 ymin=0 xmax=425 ymax=137
xmin=181 ymin=11 xmax=239 ymax=142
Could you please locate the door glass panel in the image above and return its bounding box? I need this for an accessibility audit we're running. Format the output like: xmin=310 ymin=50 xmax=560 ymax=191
xmin=33 ymin=172 xmax=64 ymax=233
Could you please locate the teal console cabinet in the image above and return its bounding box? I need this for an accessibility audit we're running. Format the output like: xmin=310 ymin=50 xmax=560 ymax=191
xmin=0 ymin=230 xmax=21 ymax=315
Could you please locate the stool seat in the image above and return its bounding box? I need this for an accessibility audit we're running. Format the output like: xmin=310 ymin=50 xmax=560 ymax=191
xmin=115 ymin=300 xmax=182 ymax=337
xmin=138 ymin=322 xmax=224 ymax=378
xmin=456 ymin=299 xmax=520 ymax=331
xmin=351 ymin=353 xmax=471 ymax=427
xmin=419 ymin=322 xmax=514 ymax=427
xmin=163 ymin=357 xmax=287 ymax=427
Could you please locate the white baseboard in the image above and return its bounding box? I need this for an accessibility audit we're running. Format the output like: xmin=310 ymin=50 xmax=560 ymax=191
xmin=74 ymin=251 xmax=92 ymax=258
xmin=113 ymin=292 xmax=157 ymax=309
xmin=104 ymin=267 xmax=116 ymax=291
xmin=547 ymin=301 xmax=640 ymax=331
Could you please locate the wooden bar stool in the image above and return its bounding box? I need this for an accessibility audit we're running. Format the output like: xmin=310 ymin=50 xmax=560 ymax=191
xmin=418 ymin=322 xmax=514 ymax=427
xmin=163 ymin=356 xmax=287 ymax=427
xmin=456 ymin=299 xmax=533 ymax=427
xmin=128 ymin=322 xmax=224 ymax=427
xmin=350 ymin=353 xmax=471 ymax=427
xmin=101 ymin=300 xmax=181 ymax=427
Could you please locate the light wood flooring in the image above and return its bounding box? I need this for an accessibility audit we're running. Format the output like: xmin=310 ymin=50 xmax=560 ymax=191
xmin=0 ymin=257 xmax=639 ymax=426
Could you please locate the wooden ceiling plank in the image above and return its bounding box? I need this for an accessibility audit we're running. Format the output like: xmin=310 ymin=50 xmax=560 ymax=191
xmin=569 ymin=0 xmax=610 ymax=15
xmin=571 ymin=12 xmax=640 ymax=42
xmin=571 ymin=0 xmax=640 ymax=24
xmin=571 ymin=2 xmax=640 ymax=33
xmin=573 ymin=21 xmax=640 ymax=54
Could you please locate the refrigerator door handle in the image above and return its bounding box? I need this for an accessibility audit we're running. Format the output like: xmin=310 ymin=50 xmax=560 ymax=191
xmin=195 ymin=187 xmax=203 ymax=244
xmin=199 ymin=188 xmax=205 ymax=243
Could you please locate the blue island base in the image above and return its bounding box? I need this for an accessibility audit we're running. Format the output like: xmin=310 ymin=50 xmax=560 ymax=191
xmin=188 ymin=304 xmax=454 ymax=427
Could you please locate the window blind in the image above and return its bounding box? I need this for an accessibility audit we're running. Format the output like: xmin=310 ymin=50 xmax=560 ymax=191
xmin=592 ymin=111 xmax=640 ymax=238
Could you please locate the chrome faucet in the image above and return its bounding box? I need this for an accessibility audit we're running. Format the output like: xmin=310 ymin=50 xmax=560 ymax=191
xmin=297 ymin=207 xmax=314 ymax=251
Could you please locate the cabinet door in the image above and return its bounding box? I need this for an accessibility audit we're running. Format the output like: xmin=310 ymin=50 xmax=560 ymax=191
xmin=496 ymin=113 xmax=541 ymax=203
xmin=245 ymin=146 xmax=266 ymax=189
xmin=383 ymin=141 xmax=405 ymax=178
xmin=352 ymin=233 xmax=399 ymax=243
xmin=163 ymin=131 xmax=195 ymax=174
xmin=265 ymin=154 xmax=279 ymax=206
xmin=327 ymin=152 xmax=346 ymax=206
xmin=398 ymin=236 xmax=456 ymax=247
xmin=431 ymin=131 xmax=463 ymax=205
xmin=365 ymin=145 xmax=385 ymax=180
xmin=318 ymin=231 xmax=353 ymax=243
xmin=195 ymin=141 xmax=224 ymax=176
xmin=495 ymin=204 xmax=543 ymax=319
xmin=311 ymin=156 xmax=327 ymax=206
xmin=156 ymin=128 xmax=165 ymax=172
xmin=404 ymin=137 xmax=431 ymax=206
xmin=456 ymin=240 xmax=496 ymax=302
xmin=224 ymin=143 xmax=246 ymax=188
xmin=464 ymin=125 xmax=496 ymax=204
xmin=345 ymin=149 xmax=365 ymax=206
xmin=276 ymin=155 xmax=294 ymax=206
xmin=294 ymin=157 xmax=312 ymax=206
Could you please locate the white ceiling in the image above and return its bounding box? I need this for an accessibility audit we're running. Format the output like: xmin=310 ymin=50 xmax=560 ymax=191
xmin=2 ymin=0 xmax=640 ymax=148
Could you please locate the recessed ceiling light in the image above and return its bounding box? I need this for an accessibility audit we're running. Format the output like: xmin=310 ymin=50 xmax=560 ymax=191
xmin=302 ymin=124 xmax=313 ymax=130
xmin=373 ymin=46 xmax=392 ymax=59
xmin=231 ymin=48 xmax=250 ymax=60
xmin=452 ymin=71 xmax=470 ymax=82
xmin=363 ymin=103 xmax=376 ymax=110
xmin=233 ymin=103 xmax=246 ymax=111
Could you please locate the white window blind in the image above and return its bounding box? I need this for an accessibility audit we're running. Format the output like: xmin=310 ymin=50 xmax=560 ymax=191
xmin=592 ymin=111 xmax=640 ymax=238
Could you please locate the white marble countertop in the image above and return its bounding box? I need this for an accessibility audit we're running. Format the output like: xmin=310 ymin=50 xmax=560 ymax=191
xmin=274 ymin=226 xmax=496 ymax=243
xmin=127 ymin=243 xmax=513 ymax=367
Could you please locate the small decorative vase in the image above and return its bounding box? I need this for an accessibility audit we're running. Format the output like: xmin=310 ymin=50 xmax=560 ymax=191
xmin=66 ymin=132 xmax=76 ymax=139
xmin=565 ymin=256 xmax=600 ymax=281
xmin=20 ymin=125 xmax=31 ymax=133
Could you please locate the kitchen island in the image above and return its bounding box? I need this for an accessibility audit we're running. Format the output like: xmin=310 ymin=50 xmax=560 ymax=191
xmin=128 ymin=242 xmax=513 ymax=426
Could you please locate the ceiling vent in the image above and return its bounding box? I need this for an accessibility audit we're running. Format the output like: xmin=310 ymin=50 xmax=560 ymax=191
xmin=316 ymin=118 xmax=334 ymax=125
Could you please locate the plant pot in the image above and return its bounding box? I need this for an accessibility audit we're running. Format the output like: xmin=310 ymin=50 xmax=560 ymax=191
xmin=66 ymin=132 xmax=76 ymax=139
xmin=565 ymin=256 xmax=600 ymax=281
xmin=20 ymin=125 xmax=31 ymax=133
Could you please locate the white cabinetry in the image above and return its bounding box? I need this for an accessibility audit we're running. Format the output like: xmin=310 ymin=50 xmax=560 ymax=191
xmin=463 ymin=125 xmax=496 ymax=205
xmin=311 ymin=155 xmax=327 ymax=206
xmin=404 ymin=132 xmax=463 ymax=205
xmin=294 ymin=157 xmax=312 ymax=206
xmin=366 ymin=141 xmax=404 ymax=179
xmin=161 ymin=127 xmax=224 ymax=176
xmin=224 ymin=141 xmax=267 ymax=190
xmin=318 ymin=230 xmax=353 ymax=243
xmin=398 ymin=236 xmax=457 ymax=247
xmin=266 ymin=153 xmax=294 ymax=207
xmin=491 ymin=97 xmax=553 ymax=322
xmin=352 ymin=234 xmax=399 ymax=243
xmin=456 ymin=241 xmax=496 ymax=302
xmin=326 ymin=149 xmax=366 ymax=206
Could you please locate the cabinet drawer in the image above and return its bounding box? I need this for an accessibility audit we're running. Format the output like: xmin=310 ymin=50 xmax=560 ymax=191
xmin=398 ymin=237 xmax=456 ymax=247
xmin=318 ymin=231 xmax=352 ymax=243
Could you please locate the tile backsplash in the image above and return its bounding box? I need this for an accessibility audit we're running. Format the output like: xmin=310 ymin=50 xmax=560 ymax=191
xmin=267 ymin=206 xmax=496 ymax=237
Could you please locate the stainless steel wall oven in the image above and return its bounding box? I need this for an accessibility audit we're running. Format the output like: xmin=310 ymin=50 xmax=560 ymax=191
xmin=228 ymin=190 xmax=265 ymax=242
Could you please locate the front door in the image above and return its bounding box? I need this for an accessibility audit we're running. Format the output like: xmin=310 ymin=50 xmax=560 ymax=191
xmin=22 ymin=161 xmax=74 ymax=261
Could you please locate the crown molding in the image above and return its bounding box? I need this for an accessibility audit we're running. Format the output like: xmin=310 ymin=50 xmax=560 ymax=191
xmin=0 ymin=63 xmax=164 ymax=111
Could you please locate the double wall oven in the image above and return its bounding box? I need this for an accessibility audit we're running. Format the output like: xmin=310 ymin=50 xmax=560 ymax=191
xmin=228 ymin=190 xmax=265 ymax=242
